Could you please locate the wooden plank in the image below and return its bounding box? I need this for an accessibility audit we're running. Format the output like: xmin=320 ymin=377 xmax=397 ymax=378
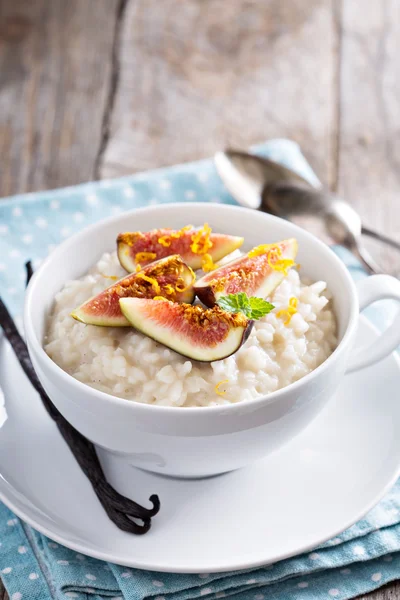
xmin=337 ymin=0 xmax=400 ymax=270
xmin=358 ymin=580 xmax=400 ymax=600
xmin=101 ymin=0 xmax=338 ymax=186
xmin=0 ymin=0 xmax=120 ymax=196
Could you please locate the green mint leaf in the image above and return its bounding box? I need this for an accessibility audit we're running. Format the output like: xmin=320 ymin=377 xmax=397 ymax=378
xmin=248 ymin=296 xmax=275 ymax=319
xmin=217 ymin=292 xmax=251 ymax=316
xmin=217 ymin=293 xmax=274 ymax=320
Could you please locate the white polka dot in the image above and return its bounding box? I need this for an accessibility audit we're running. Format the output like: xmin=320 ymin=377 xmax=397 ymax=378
xmin=246 ymin=579 xmax=256 ymax=584
xmin=0 ymin=263 xmax=5 ymax=271
xmin=159 ymin=180 xmax=171 ymax=190
xmin=121 ymin=571 xmax=132 ymax=578
xmin=297 ymin=582 xmax=308 ymax=588
xmin=353 ymin=545 xmax=365 ymax=556
xmin=57 ymin=560 xmax=69 ymax=565
xmin=340 ymin=568 xmax=351 ymax=574
xmin=9 ymin=249 xmax=20 ymax=258
xmin=48 ymin=542 xmax=58 ymax=549
xmin=371 ymin=572 xmax=382 ymax=582
xmin=199 ymin=573 xmax=210 ymax=578
xmin=384 ymin=555 xmax=393 ymax=562
xmin=75 ymin=553 xmax=85 ymax=560
xmin=254 ymin=595 xmax=264 ymax=600
xmin=216 ymin=594 xmax=226 ymax=599
xmin=309 ymin=552 xmax=320 ymax=560
xmin=2 ymin=568 xmax=12 ymax=574
xmin=7 ymin=518 xmax=18 ymax=526
xmin=85 ymin=573 xmax=96 ymax=581
xmin=12 ymin=207 xmax=23 ymax=217
xmin=0 ymin=225 xmax=9 ymax=235
xmin=65 ymin=594 xmax=78 ymax=598
xmin=200 ymin=588 xmax=212 ymax=596
xmin=152 ymin=580 xmax=164 ymax=587
xmin=185 ymin=190 xmax=196 ymax=199
xmin=85 ymin=590 xmax=95 ymax=594
xmin=29 ymin=573 xmax=39 ymax=580
xmin=197 ymin=172 xmax=209 ymax=182
xmin=123 ymin=186 xmax=135 ymax=198
xmin=35 ymin=217 xmax=48 ymax=228
xmin=18 ymin=545 xmax=27 ymax=554
xmin=22 ymin=234 xmax=33 ymax=244
xmin=60 ymin=227 xmax=71 ymax=237
xmin=331 ymin=537 xmax=341 ymax=545
xmin=73 ymin=212 xmax=85 ymax=223
xmin=86 ymin=193 xmax=99 ymax=205
xmin=387 ymin=507 xmax=398 ymax=517
xmin=329 ymin=590 xmax=339 ymax=597
xmin=12 ymin=593 xmax=22 ymax=600
xmin=50 ymin=200 xmax=60 ymax=210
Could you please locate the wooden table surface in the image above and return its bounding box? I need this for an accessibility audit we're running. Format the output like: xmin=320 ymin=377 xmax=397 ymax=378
xmin=1 ymin=0 xmax=400 ymax=598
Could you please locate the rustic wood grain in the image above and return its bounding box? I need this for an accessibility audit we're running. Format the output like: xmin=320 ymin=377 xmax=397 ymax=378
xmin=337 ymin=0 xmax=400 ymax=271
xmin=100 ymin=0 xmax=338 ymax=187
xmin=0 ymin=0 xmax=120 ymax=196
xmin=359 ymin=580 xmax=400 ymax=600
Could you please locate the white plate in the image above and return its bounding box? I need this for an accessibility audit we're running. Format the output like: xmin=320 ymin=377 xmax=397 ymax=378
xmin=0 ymin=317 xmax=400 ymax=573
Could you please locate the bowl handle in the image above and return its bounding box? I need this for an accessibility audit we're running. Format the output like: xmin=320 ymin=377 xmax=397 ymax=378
xmin=346 ymin=275 xmax=400 ymax=373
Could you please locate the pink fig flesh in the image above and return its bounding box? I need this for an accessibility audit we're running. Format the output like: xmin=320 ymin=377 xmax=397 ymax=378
xmin=119 ymin=297 xmax=253 ymax=362
xmin=117 ymin=227 xmax=244 ymax=272
xmin=71 ymin=255 xmax=195 ymax=326
xmin=194 ymin=238 xmax=298 ymax=307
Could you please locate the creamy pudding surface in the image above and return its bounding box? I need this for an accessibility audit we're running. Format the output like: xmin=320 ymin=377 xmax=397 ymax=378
xmin=45 ymin=251 xmax=337 ymax=407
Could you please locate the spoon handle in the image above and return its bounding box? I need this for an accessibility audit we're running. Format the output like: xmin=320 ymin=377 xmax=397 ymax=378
xmin=362 ymin=226 xmax=400 ymax=252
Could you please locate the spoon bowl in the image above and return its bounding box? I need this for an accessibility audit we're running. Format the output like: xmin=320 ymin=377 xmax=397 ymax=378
xmin=215 ymin=149 xmax=400 ymax=276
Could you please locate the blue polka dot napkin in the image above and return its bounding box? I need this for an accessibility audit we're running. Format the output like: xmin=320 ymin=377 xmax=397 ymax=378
xmin=1 ymin=139 xmax=400 ymax=600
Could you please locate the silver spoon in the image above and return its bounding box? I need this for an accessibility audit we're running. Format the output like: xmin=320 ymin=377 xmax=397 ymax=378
xmin=215 ymin=150 xmax=400 ymax=274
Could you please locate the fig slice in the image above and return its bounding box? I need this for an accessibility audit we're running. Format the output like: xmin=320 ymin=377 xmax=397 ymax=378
xmin=119 ymin=298 xmax=253 ymax=362
xmin=71 ymin=255 xmax=195 ymax=327
xmin=194 ymin=238 xmax=298 ymax=307
xmin=117 ymin=226 xmax=244 ymax=272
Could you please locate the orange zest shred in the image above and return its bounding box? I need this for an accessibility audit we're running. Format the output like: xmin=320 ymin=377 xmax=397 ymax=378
xmin=190 ymin=223 xmax=213 ymax=255
xmin=135 ymin=273 xmax=161 ymax=294
xmin=100 ymin=273 xmax=119 ymax=280
xmin=276 ymin=297 xmax=298 ymax=326
xmin=174 ymin=266 xmax=197 ymax=292
xmin=135 ymin=264 xmax=142 ymax=272
xmin=170 ymin=225 xmax=193 ymax=239
xmin=135 ymin=251 xmax=157 ymax=264
xmin=201 ymin=253 xmax=217 ymax=272
xmin=215 ymin=379 xmax=229 ymax=396
xmin=158 ymin=225 xmax=194 ymax=247
xmin=163 ymin=283 xmax=176 ymax=296
xmin=248 ymin=243 xmax=294 ymax=276
xmin=158 ymin=235 xmax=172 ymax=247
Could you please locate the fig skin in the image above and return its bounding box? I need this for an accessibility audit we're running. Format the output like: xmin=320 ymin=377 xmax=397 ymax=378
xmin=195 ymin=238 xmax=298 ymax=307
xmin=119 ymin=298 xmax=254 ymax=362
xmin=71 ymin=255 xmax=195 ymax=327
xmin=117 ymin=228 xmax=244 ymax=272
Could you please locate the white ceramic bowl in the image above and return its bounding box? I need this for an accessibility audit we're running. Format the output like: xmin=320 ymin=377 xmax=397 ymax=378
xmin=24 ymin=203 xmax=400 ymax=478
